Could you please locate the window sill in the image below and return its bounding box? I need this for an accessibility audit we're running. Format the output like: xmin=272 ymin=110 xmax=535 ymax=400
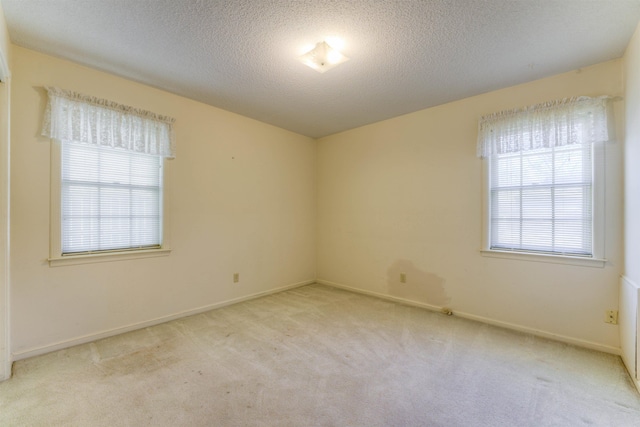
xmin=48 ymin=247 xmax=171 ymax=267
xmin=480 ymin=249 xmax=606 ymax=268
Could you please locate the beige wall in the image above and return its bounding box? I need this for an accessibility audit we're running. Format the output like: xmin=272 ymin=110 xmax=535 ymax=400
xmin=622 ymin=23 xmax=640 ymax=385
xmin=317 ymin=60 xmax=624 ymax=351
xmin=10 ymin=46 xmax=316 ymax=357
xmin=625 ymin=26 xmax=640 ymax=287
xmin=6 ymin=42 xmax=629 ymax=359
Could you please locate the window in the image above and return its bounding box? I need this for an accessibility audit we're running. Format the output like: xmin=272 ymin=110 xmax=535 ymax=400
xmin=61 ymin=142 xmax=163 ymax=254
xmin=42 ymin=87 xmax=175 ymax=265
xmin=489 ymin=142 xmax=593 ymax=256
xmin=477 ymin=96 xmax=614 ymax=264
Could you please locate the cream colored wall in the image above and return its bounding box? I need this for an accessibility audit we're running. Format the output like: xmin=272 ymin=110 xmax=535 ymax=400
xmin=10 ymin=46 xmax=316 ymax=357
xmin=5 ymin=43 xmax=628 ymax=358
xmin=625 ymin=26 xmax=640 ymax=289
xmin=317 ymin=60 xmax=624 ymax=351
xmin=622 ymin=22 xmax=640 ymax=385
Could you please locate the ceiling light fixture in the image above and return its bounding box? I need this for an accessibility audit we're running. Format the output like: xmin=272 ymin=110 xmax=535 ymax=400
xmin=299 ymin=41 xmax=349 ymax=73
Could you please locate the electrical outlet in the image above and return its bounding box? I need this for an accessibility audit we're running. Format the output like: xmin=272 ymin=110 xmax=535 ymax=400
xmin=233 ymin=273 xmax=239 ymax=283
xmin=400 ymin=273 xmax=406 ymax=283
xmin=605 ymin=310 xmax=618 ymax=324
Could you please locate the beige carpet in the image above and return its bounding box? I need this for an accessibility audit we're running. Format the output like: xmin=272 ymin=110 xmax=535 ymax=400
xmin=0 ymin=283 xmax=638 ymax=426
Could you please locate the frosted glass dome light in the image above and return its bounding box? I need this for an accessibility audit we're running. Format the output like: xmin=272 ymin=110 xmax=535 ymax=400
xmin=299 ymin=41 xmax=349 ymax=73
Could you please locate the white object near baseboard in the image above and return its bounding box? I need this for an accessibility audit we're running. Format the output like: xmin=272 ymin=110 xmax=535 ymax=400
xmin=620 ymin=275 xmax=640 ymax=392
xmin=0 ymin=50 xmax=11 ymax=382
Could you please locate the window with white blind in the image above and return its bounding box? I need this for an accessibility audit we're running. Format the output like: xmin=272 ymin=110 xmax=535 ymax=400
xmin=42 ymin=87 xmax=175 ymax=266
xmin=61 ymin=141 xmax=163 ymax=254
xmin=477 ymin=96 xmax=614 ymax=265
xmin=489 ymin=142 xmax=593 ymax=256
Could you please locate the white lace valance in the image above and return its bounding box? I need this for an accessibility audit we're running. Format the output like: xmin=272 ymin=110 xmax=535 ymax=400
xmin=42 ymin=86 xmax=176 ymax=158
xmin=477 ymin=96 xmax=614 ymax=158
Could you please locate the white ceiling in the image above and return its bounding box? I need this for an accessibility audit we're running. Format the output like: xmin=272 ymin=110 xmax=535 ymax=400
xmin=2 ymin=1 xmax=640 ymax=138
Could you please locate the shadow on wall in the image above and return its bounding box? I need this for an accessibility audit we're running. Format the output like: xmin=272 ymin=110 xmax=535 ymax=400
xmin=387 ymin=260 xmax=450 ymax=307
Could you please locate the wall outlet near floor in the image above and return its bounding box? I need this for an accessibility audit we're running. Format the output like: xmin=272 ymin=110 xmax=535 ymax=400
xmin=605 ymin=310 xmax=618 ymax=324
xmin=233 ymin=273 xmax=239 ymax=283
xmin=400 ymin=273 xmax=406 ymax=283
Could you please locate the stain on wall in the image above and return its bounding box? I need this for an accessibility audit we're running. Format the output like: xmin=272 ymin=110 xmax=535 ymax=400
xmin=387 ymin=260 xmax=450 ymax=307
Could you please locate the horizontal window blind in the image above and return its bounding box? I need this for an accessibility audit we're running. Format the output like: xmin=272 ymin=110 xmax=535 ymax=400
xmin=490 ymin=144 xmax=593 ymax=256
xmin=61 ymin=141 xmax=163 ymax=254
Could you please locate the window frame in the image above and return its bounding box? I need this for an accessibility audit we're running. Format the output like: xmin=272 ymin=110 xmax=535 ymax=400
xmin=481 ymin=142 xmax=606 ymax=268
xmin=49 ymin=141 xmax=171 ymax=267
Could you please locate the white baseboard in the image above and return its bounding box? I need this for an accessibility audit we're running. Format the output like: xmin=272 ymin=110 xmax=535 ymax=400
xmin=317 ymin=279 xmax=444 ymax=312
xmin=13 ymin=278 xmax=623 ymax=361
xmin=317 ymin=279 xmax=621 ymax=356
xmin=455 ymin=308 xmax=620 ymax=355
xmin=627 ymin=376 xmax=640 ymax=393
xmin=12 ymin=279 xmax=315 ymax=361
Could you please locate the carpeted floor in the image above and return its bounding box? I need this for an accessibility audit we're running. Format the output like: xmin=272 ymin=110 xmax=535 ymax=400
xmin=0 ymin=283 xmax=639 ymax=426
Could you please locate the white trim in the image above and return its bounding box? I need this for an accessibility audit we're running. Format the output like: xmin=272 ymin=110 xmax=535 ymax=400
xmin=49 ymin=140 xmax=61 ymax=259
xmin=12 ymin=279 xmax=315 ymax=361
xmin=0 ymin=76 xmax=10 ymax=381
xmin=481 ymin=157 xmax=490 ymax=252
xmin=49 ymin=141 xmax=173 ymax=267
xmin=480 ymin=249 xmax=606 ymax=268
xmin=454 ymin=305 xmax=619 ymax=355
xmin=0 ymin=47 xmax=9 ymax=82
xmin=481 ymin=142 xmax=607 ymax=268
xmin=317 ymin=279 xmax=443 ymax=312
xmin=317 ymin=279 xmax=620 ymax=355
xmin=48 ymin=248 xmax=171 ymax=267
xmin=620 ymin=275 xmax=639 ymax=383
xmin=631 ymin=376 xmax=640 ymax=395
xmin=592 ymin=142 xmax=607 ymax=261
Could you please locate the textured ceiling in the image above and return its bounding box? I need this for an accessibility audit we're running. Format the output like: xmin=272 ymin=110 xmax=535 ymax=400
xmin=2 ymin=0 xmax=640 ymax=138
